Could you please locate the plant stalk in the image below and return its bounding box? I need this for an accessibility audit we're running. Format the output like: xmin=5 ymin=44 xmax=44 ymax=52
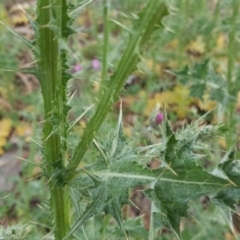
xmin=226 ymin=0 xmax=240 ymax=150
xmin=36 ymin=0 xmax=71 ymax=239
xmin=101 ymin=0 xmax=110 ymax=82
xmin=149 ymin=183 xmax=156 ymax=240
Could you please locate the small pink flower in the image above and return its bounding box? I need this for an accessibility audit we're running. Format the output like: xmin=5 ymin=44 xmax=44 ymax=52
xmin=155 ymin=112 xmax=164 ymax=124
xmin=73 ymin=64 xmax=82 ymax=72
xmin=92 ymin=59 xmax=100 ymax=70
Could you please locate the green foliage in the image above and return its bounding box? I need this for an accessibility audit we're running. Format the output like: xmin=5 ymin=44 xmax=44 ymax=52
xmin=2 ymin=0 xmax=240 ymax=239
xmin=172 ymin=60 xmax=237 ymax=106
xmin=31 ymin=0 xmax=170 ymax=239
xmin=66 ymin=111 xmax=155 ymax=239
xmin=145 ymin=120 xmax=230 ymax=239
xmin=66 ymin=1 xmax=169 ymax=180
xmin=67 ymin=112 xmax=240 ymax=240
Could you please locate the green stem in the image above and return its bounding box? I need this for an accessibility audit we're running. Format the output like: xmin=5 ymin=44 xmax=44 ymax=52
xmin=149 ymin=183 xmax=156 ymax=240
xmin=101 ymin=0 xmax=110 ymax=81
xmin=226 ymin=0 xmax=240 ymax=149
xmin=36 ymin=0 xmax=71 ymax=239
xmin=51 ymin=187 xmax=71 ymax=239
xmin=177 ymin=0 xmax=188 ymax=65
xmin=205 ymin=0 xmax=220 ymax=55
xmin=67 ymin=1 xmax=168 ymax=181
xmin=227 ymin=1 xmax=239 ymax=89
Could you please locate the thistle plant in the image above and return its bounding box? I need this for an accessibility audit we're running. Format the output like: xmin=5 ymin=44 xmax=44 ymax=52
xmin=3 ymin=0 xmax=240 ymax=239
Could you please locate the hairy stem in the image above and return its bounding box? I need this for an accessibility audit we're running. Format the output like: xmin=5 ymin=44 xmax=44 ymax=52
xmin=36 ymin=0 xmax=71 ymax=239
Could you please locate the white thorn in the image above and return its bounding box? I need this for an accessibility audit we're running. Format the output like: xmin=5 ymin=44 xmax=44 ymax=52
xmin=67 ymin=90 xmax=77 ymax=105
xmin=69 ymin=104 xmax=94 ymax=130
xmin=12 ymin=155 xmax=41 ymax=166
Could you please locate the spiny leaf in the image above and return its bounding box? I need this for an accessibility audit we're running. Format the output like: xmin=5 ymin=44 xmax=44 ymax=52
xmin=24 ymin=9 xmax=39 ymax=35
xmin=214 ymin=187 xmax=240 ymax=211
xmin=63 ymin=185 xmax=106 ymax=240
xmin=190 ymin=82 xmax=205 ymax=98
xmin=216 ymin=146 xmax=240 ymax=185
xmin=67 ymin=113 xmax=156 ymax=238
xmin=145 ymin=120 xmax=232 ymax=239
xmin=211 ymin=147 xmax=240 ymax=234
xmin=191 ymin=59 xmax=209 ymax=79
xmin=69 ymin=0 xmax=94 ymax=19
xmin=60 ymin=0 xmax=75 ymax=38
xmin=135 ymin=2 xmax=168 ymax=47
xmin=208 ymin=67 xmax=228 ymax=105
xmin=172 ymin=60 xmax=232 ymax=105
xmin=0 ymin=21 xmax=38 ymax=55
xmin=109 ymin=217 xmax=148 ymax=239
xmin=182 ymin=60 xmax=209 ymax=100
xmin=21 ymin=67 xmax=43 ymax=84
xmin=170 ymin=65 xmax=189 ymax=85
xmin=69 ymin=115 xmax=240 ymax=239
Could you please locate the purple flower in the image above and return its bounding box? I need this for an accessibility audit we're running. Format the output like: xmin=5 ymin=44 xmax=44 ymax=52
xmin=92 ymin=59 xmax=100 ymax=70
xmin=73 ymin=64 xmax=82 ymax=72
xmin=155 ymin=112 xmax=164 ymax=124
